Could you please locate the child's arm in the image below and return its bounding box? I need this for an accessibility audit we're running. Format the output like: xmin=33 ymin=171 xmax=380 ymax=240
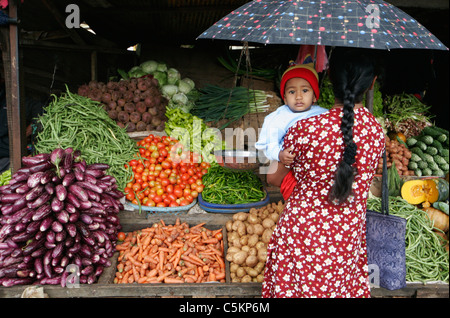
xmin=278 ymin=147 xmax=294 ymax=165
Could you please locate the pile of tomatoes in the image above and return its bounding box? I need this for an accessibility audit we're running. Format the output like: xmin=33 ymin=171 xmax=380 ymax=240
xmin=124 ymin=134 xmax=210 ymax=208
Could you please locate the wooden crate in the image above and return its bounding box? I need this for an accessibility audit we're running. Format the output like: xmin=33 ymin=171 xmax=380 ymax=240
xmin=0 ymin=208 xmax=448 ymax=298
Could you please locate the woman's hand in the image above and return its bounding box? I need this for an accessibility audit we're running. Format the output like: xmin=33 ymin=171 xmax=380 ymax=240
xmin=279 ymin=147 xmax=294 ymax=165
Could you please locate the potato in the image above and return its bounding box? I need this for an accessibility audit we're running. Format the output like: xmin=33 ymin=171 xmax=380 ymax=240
xmin=246 ymin=224 xmax=255 ymax=235
xmin=257 ymin=246 xmax=268 ymax=262
xmin=233 ymin=212 xmax=248 ymax=221
xmin=262 ymin=218 xmax=275 ymax=229
xmin=253 ymin=224 xmax=264 ymax=236
xmin=226 ymin=220 xmax=233 ymax=232
xmin=256 ymin=274 xmax=265 ymax=283
xmin=232 ymin=237 xmax=242 ymax=248
xmin=245 ymin=266 xmax=259 ymax=277
xmin=227 ymin=232 xmax=239 ymax=243
xmin=231 ymin=220 xmax=244 ymax=231
xmin=241 ymin=245 xmax=250 ymax=252
xmin=232 ymin=277 xmax=241 ymax=283
xmin=233 ymin=250 xmax=248 ymax=265
xmin=241 ymin=275 xmax=252 ymax=283
xmin=262 ymin=228 xmax=273 ymax=243
xmin=248 ymin=247 xmax=257 ymax=256
xmin=226 ymin=252 xmax=235 ymax=262
xmin=239 ymin=235 xmax=249 ymax=246
xmin=247 ymin=214 xmax=261 ymax=224
xmin=237 ymin=223 xmax=247 ymax=237
xmin=254 ymin=262 xmax=265 ymax=273
xmin=235 ymin=266 xmax=246 ymax=278
xmin=249 ymin=208 xmax=258 ymax=215
xmin=255 ymin=241 xmax=266 ymax=250
xmin=245 ymin=255 xmax=259 ymax=268
xmin=269 ymin=212 xmax=279 ymax=223
xmin=230 ymin=263 xmax=239 ymax=274
xmin=247 ymin=233 xmax=259 ymax=248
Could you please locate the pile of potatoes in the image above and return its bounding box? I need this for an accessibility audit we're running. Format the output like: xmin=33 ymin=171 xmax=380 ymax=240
xmin=225 ymin=201 xmax=284 ymax=283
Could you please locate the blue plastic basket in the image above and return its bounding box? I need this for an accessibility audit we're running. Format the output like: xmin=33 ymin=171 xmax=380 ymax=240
xmin=198 ymin=191 xmax=270 ymax=213
xmin=126 ymin=199 xmax=197 ymax=217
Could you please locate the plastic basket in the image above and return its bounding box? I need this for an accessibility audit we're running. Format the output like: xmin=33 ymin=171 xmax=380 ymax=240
xmin=198 ymin=191 xmax=270 ymax=213
xmin=125 ymin=199 xmax=197 ymax=217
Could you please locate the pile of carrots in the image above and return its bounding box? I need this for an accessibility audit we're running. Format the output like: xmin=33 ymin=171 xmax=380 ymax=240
xmin=114 ymin=219 xmax=226 ymax=284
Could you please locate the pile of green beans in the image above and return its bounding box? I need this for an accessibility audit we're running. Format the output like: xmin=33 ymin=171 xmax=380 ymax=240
xmin=34 ymin=87 xmax=138 ymax=191
xmin=367 ymin=196 xmax=449 ymax=283
xmin=201 ymin=164 xmax=266 ymax=205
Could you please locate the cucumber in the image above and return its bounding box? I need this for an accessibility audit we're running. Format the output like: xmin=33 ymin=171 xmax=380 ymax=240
xmin=432 ymin=201 xmax=449 ymax=215
xmin=406 ymin=137 xmax=417 ymax=147
xmin=415 ymin=140 xmax=427 ymax=151
xmin=425 ymin=146 xmax=438 ymax=156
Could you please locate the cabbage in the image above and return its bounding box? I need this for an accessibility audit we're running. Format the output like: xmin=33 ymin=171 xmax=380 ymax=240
xmin=140 ymin=60 xmax=158 ymax=74
xmin=128 ymin=66 xmax=146 ymax=78
xmin=178 ymin=79 xmax=193 ymax=94
xmin=181 ymin=78 xmax=195 ymax=90
xmin=167 ymin=68 xmax=181 ymax=85
xmin=172 ymin=92 xmax=188 ymax=105
xmin=153 ymin=71 xmax=167 ymax=86
xmin=156 ymin=63 xmax=167 ymax=72
xmin=168 ymin=99 xmax=194 ymax=113
xmin=161 ymin=84 xmax=179 ymax=98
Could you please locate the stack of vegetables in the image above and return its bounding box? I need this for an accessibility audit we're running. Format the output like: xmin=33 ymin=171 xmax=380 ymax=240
xmin=114 ymin=219 xmax=226 ymax=284
xmin=191 ymin=85 xmax=271 ymax=129
xmin=226 ymin=202 xmax=284 ymax=283
xmin=123 ymin=133 xmax=210 ymax=210
xmin=164 ymin=107 xmax=223 ymax=164
xmin=120 ymin=60 xmax=198 ymax=114
xmin=77 ymin=77 xmax=168 ymax=132
xmin=0 ymin=170 xmax=11 ymax=186
xmin=34 ymin=87 xmax=138 ymax=191
xmin=406 ymin=126 xmax=449 ymax=177
xmin=0 ymin=149 xmax=123 ymax=287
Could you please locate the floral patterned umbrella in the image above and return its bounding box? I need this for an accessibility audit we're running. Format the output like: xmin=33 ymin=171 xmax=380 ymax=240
xmin=197 ymin=0 xmax=448 ymax=51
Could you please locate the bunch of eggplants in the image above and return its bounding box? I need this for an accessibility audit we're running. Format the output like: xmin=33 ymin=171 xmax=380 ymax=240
xmin=0 ymin=148 xmax=123 ymax=287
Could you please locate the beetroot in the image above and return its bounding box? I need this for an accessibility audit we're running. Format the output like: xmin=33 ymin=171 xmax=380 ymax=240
xmin=117 ymin=111 xmax=129 ymax=123
xmin=123 ymin=102 xmax=135 ymax=113
xmin=141 ymin=112 xmax=152 ymax=124
xmin=135 ymin=102 xmax=147 ymax=114
xmin=129 ymin=112 xmax=141 ymax=124
xmin=136 ymin=121 xmax=147 ymax=131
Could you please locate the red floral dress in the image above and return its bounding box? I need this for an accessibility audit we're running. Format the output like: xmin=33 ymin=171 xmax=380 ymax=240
xmin=262 ymin=107 xmax=385 ymax=298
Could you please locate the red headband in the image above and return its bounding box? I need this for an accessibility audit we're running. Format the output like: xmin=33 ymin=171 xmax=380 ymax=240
xmin=280 ymin=65 xmax=320 ymax=101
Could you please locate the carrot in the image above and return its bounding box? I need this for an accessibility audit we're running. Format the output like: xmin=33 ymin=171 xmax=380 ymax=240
xmin=132 ymin=265 xmax=139 ymax=282
xmin=188 ymin=253 xmax=206 ymax=265
xmin=164 ymin=277 xmax=184 ymax=284
xmin=202 ymin=238 xmax=219 ymax=244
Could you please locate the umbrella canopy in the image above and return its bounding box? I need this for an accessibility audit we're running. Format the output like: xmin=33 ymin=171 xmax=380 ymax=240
xmin=197 ymin=0 xmax=448 ymax=51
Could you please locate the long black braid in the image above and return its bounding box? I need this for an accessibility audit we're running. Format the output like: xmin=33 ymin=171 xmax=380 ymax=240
xmin=328 ymin=49 xmax=378 ymax=204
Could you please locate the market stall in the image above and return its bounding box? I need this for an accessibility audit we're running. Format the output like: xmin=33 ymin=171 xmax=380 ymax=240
xmin=0 ymin=0 xmax=449 ymax=299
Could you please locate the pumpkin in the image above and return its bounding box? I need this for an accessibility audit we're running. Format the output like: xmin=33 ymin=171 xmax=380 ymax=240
xmin=423 ymin=206 xmax=449 ymax=232
xmin=401 ymin=178 xmax=449 ymax=205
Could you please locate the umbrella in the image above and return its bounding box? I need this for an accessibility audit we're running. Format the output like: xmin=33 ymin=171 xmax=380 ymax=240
xmin=197 ymin=0 xmax=448 ymax=51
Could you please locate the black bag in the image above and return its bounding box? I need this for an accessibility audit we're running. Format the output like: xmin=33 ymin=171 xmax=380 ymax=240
xmin=366 ymin=150 xmax=407 ymax=291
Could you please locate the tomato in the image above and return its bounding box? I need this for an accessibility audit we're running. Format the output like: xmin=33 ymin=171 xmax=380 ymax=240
xmin=169 ymin=201 xmax=179 ymax=207
xmin=179 ymin=198 xmax=190 ymax=206
xmin=214 ymin=232 xmax=223 ymax=240
xmin=145 ymin=199 xmax=156 ymax=207
xmin=190 ymin=190 xmax=199 ymax=198
xmin=174 ymin=186 xmax=183 ymax=198
xmin=117 ymin=232 xmax=126 ymax=242
xmin=126 ymin=192 xmax=134 ymax=201
xmin=132 ymin=183 xmax=141 ymax=192
xmin=185 ymin=194 xmax=194 ymax=203
xmin=153 ymin=195 xmax=163 ymax=203
xmin=129 ymin=159 xmax=138 ymax=167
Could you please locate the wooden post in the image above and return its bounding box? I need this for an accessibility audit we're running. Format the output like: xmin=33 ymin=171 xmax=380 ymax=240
xmin=0 ymin=0 xmax=26 ymax=173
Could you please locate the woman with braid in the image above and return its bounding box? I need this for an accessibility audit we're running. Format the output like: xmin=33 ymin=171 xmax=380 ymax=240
xmin=262 ymin=49 xmax=385 ymax=298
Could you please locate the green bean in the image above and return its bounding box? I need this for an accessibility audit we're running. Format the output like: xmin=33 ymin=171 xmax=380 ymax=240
xmin=201 ymin=164 xmax=266 ymax=205
xmin=367 ymin=196 xmax=449 ymax=283
xmin=34 ymin=86 xmax=137 ymax=191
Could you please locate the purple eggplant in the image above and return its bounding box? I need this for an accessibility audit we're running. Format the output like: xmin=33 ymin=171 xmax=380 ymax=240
xmin=31 ymin=247 xmax=46 ymax=258
xmin=46 ymin=230 xmax=56 ymax=244
xmin=62 ymin=172 xmax=75 ymax=187
xmin=1 ymin=277 xmax=34 ymax=287
xmin=0 ymin=193 xmax=22 ymax=204
xmin=0 ymin=224 xmax=14 ymax=241
xmin=39 ymin=216 xmax=54 ymax=232
xmin=65 ymin=223 xmax=77 ymax=237
xmin=73 ymin=166 xmax=84 ymax=181
xmin=40 ymin=169 xmax=55 ymax=184
xmin=22 ymin=238 xmax=45 ymax=256
xmin=50 ymin=148 xmax=65 ymax=166
xmin=84 ymin=169 xmax=105 ymax=179
xmin=31 ymin=203 xmax=52 ymax=221
xmin=25 ymin=184 xmax=44 ymax=201
xmin=55 ymin=230 xmax=66 ymax=242
xmin=86 ymin=163 xmax=110 ymax=171
xmin=34 ymin=257 xmax=43 ymax=274
xmin=79 ymin=214 xmax=93 ymax=225
xmin=63 ymin=152 xmax=73 ymax=170
xmin=11 ymin=172 xmax=29 ymax=183
xmin=44 ymin=182 xmax=55 ymax=195
xmin=15 ymin=183 xmax=30 ymax=194
xmin=51 ymin=220 xmax=64 ymax=233
xmin=27 ymin=171 xmax=45 ymax=188
xmin=11 ymin=196 xmax=27 ymax=213
xmin=79 ymin=200 xmax=92 ymax=210
xmin=26 ymin=220 xmax=41 ymax=234
xmin=66 ymin=192 xmax=81 ymax=208
xmin=29 ymin=160 xmax=53 ymax=173
xmin=51 ymin=242 xmax=64 ymax=259
xmin=51 ymin=196 xmax=64 ymax=212
xmin=56 ymin=210 xmax=70 ymax=224
xmin=69 ymin=184 xmax=89 ymax=202
xmin=76 ymin=181 xmax=103 ymax=194
xmin=22 ymin=153 xmax=50 ymax=166
xmin=27 ymin=191 xmax=51 ymax=209
xmin=11 ymin=231 xmax=34 ymax=243
xmin=0 ymin=204 xmax=13 ymax=216
xmin=14 ymin=222 xmax=27 ymax=232
xmin=8 ymin=180 xmax=26 ymax=191
xmin=5 ymin=207 xmax=30 ymax=225
xmin=68 ymin=212 xmax=79 ymax=223
xmin=64 ymin=202 xmax=77 ymax=214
